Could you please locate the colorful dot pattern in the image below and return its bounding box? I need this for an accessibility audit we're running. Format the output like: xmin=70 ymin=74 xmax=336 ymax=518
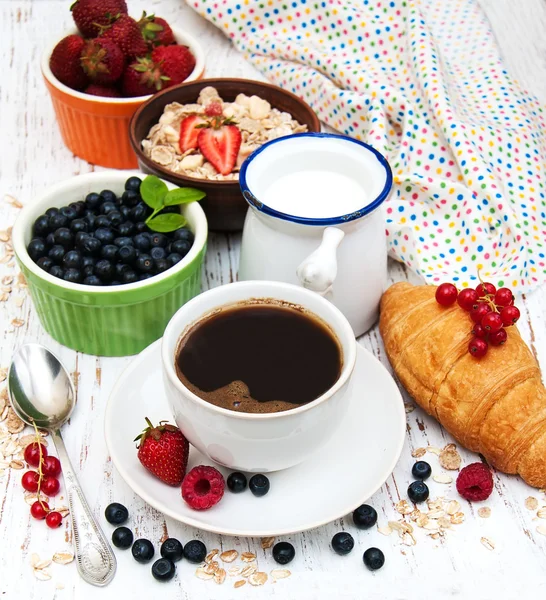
xmin=189 ymin=0 xmax=546 ymax=291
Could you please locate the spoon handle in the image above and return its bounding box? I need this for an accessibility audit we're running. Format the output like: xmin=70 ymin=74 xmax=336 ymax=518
xmin=51 ymin=429 xmax=116 ymax=586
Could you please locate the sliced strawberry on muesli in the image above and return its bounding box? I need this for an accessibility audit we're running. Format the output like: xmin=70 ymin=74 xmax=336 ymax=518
xmin=179 ymin=114 xmax=206 ymax=153
xmin=198 ymin=123 xmax=241 ymax=176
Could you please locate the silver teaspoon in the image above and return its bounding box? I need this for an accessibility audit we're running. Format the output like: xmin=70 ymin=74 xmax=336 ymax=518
xmin=8 ymin=343 xmax=116 ymax=587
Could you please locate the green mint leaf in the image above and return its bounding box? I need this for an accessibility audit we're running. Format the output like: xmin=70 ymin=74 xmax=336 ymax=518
xmin=140 ymin=175 xmax=168 ymax=210
xmin=164 ymin=188 xmax=206 ymax=206
xmin=146 ymin=213 xmax=187 ymax=232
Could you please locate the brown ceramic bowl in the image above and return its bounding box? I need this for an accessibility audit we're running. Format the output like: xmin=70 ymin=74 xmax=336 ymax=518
xmin=129 ymin=78 xmax=321 ymax=232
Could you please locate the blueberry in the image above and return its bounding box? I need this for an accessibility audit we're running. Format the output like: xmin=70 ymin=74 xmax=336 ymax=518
xmin=33 ymin=215 xmax=50 ymax=237
xmin=94 ymin=228 xmax=115 ymax=244
xmin=363 ymin=547 xmax=385 ymax=571
xmin=272 ymin=542 xmax=295 ymax=565
xmin=352 ymin=504 xmax=377 ymax=530
xmin=62 ymin=250 xmax=82 ymax=269
xmin=151 ymin=233 xmax=168 ymax=248
xmin=118 ymin=221 xmax=135 ymax=237
xmin=49 ymin=266 xmax=64 ymax=279
xmin=119 ymin=205 xmax=132 ymax=220
xmin=249 ymin=474 xmax=270 ymax=497
xmin=136 ymin=254 xmax=154 ymax=273
xmin=411 ymin=461 xmax=432 ymax=481
xmin=100 ymin=189 xmax=117 ymax=204
xmin=132 ymin=539 xmax=155 ymax=564
xmin=151 ymin=558 xmax=175 ymax=582
xmin=134 ymin=221 xmax=148 ymax=233
xmin=167 ymin=253 xmax=183 ymax=267
xmin=130 ymin=202 xmax=149 ymax=222
xmin=49 ymin=214 xmax=68 ymax=230
xmin=100 ymin=201 xmax=118 ymax=215
xmin=95 ymin=259 xmax=114 ymax=281
xmin=45 ymin=233 xmax=56 ymax=248
xmin=85 ymin=192 xmax=104 ymax=210
xmin=331 ymin=532 xmax=354 ymax=555
xmin=83 ymin=265 xmax=95 ymax=278
xmin=63 ymin=268 xmax=82 ymax=283
xmin=407 ymin=481 xmax=429 ymax=504
xmin=108 ymin=211 xmax=123 ymax=227
xmin=82 ymin=255 xmax=96 ymax=268
xmin=150 ymin=246 xmax=166 ymax=260
xmin=122 ymin=270 xmax=138 ymax=284
xmin=95 ymin=215 xmax=110 ymax=229
xmin=27 ymin=238 xmax=47 ymax=261
xmin=83 ymin=275 xmax=102 ymax=286
xmin=84 ymin=213 xmax=96 ymax=230
xmin=114 ymin=262 xmax=130 ymax=278
xmin=171 ymin=240 xmax=192 ymax=256
xmin=139 ymin=273 xmax=154 ymax=281
xmin=183 ymin=540 xmax=206 ymax=563
xmin=75 ymin=231 xmax=89 ymax=247
xmin=104 ymin=502 xmax=129 ymax=525
xmin=81 ymin=236 xmax=102 ymax=257
xmin=110 ymin=280 xmax=122 ymax=286
xmin=45 ymin=207 xmax=59 ymax=218
xmin=101 ymin=245 xmax=119 ymax=261
xmin=133 ymin=233 xmax=151 ymax=252
xmin=70 ymin=219 xmax=88 ymax=234
xmin=154 ymin=258 xmax=169 ymax=273
xmin=53 ymin=228 xmax=74 ymax=248
xmin=48 ymin=245 xmax=66 ymax=264
xmin=227 ymin=472 xmax=247 ymax=493
xmin=60 ymin=206 xmax=77 ymax=221
xmin=114 ymin=236 xmax=133 ymax=247
xmin=118 ymin=245 xmax=137 ymax=264
xmin=125 ymin=176 xmax=142 ymax=192
xmin=173 ymin=228 xmax=194 ymax=243
xmin=160 ymin=538 xmax=184 ymax=562
xmin=69 ymin=201 xmax=85 ymax=217
xmin=121 ymin=189 xmax=140 ymax=207
xmin=112 ymin=526 xmax=133 ymax=549
xmin=36 ymin=256 xmax=54 ymax=272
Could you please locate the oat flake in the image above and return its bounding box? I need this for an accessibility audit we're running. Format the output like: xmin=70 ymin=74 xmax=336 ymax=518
xmin=195 ymin=568 xmax=214 ymax=581
xmin=450 ymin=512 xmax=465 ymax=525
xmin=377 ymin=525 xmax=392 ymax=536
xmin=537 ymin=507 xmax=546 ymax=519
xmin=240 ymin=564 xmax=257 ymax=578
xmin=206 ymin=549 xmax=219 ymax=563
xmin=536 ymin=524 xmax=546 ymax=536
xmin=53 ymin=552 xmax=74 ymax=565
xmin=261 ymin=537 xmax=275 ymax=549
xmin=234 ymin=580 xmax=246 ymax=588
xmin=439 ymin=445 xmax=462 ymax=470
xmin=481 ymin=537 xmax=495 ymax=551
xmin=433 ymin=473 xmax=453 ymax=484
xmin=220 ymin=550 xmax=238 ymax=563
xmin=271 ymin=569 xmax=291 ymax=580
xmin=412 ymin=447 xmax=426 ymax=458
xmin=241 ymin=552 xmax=256 ymax=562
xmin=248 ymin=572 xmax=268 ymax=586
xmin=214 ymin=568 xmax=226 ymax=585
xmin=445 ymin=500 xmax=460 ymax=515
xmin=33 ymin=568 xmax=52 ymax=581
xmin=426 ymin=446 xmax=442 ymax=455
xmin=478 ymin=507 xmax=491 ymax=518
xmin=30 ymin=553 xmax=41 ymax=568
xmin=228 ymin=566 xmax=243 ymax=577
xmin=525 ymin=496 xmax=539 ymax=510
xmin=396 ymin=500 xmax=413 ymax=515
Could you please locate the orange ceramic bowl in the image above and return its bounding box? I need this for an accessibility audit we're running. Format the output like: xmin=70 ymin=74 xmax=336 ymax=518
xmin=41 ymin=28 xmax=206 ymax=170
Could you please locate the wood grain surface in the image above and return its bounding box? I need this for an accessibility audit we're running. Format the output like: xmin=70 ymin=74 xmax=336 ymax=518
xmin=0 ymin=1 xmax=545 ymax=598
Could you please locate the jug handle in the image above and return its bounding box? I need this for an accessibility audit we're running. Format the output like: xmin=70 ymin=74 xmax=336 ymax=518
xmin=296 ymin=227 xmax=345 ymax=296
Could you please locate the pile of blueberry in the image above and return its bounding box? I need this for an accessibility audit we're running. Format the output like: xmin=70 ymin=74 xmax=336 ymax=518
xmin=27 ymin=176 xmax=194 ymax=286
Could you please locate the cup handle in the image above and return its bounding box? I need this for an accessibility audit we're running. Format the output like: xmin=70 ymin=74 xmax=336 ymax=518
xmin=296 ymin=227 xmax=345 ymax=296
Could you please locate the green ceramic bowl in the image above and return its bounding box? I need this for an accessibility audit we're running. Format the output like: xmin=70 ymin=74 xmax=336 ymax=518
xmin=12 ymin=171 xmax=207 ymax=356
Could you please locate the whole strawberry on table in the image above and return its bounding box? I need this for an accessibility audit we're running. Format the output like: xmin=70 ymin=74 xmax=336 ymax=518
xmin=49 ymin=0 xmax=196 ymax=98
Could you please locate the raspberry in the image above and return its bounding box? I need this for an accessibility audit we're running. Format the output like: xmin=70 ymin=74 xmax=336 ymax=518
xmin=181 ymin=466 xmax=225 ymax=510
xmin=456 ymin=463 xmax=494 ymax=502
xmin=204 ymin=102 xmax=223 ymax=117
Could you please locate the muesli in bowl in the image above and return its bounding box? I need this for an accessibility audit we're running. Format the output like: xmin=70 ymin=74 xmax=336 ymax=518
xmin=141 ymin=86 xmax=308 ymax=181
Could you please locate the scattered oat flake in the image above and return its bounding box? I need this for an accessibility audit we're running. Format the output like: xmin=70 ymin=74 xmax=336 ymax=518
xmin=206 ymin=549 xmax=219 ymax=563
xmin=5 ymin=195 xmax=23 ymax=208
xmin=33 ymin=568 xmax=52 ymax=581
xmin=377 ymin=525 xmax=393 ymax=536
xmin=426 ymin=446 xmax=442 ymax=455
xmin=439 ymin=445 xmax=462 ymax=470
xmin=214 ymin=568 xmax=226 ymax=585
xmin=401 ymin=532 xmax=417 ymax=546
xmin=203 ymin=561 xmax=219 ymax=575
xmin=195 ymin=568 xmax=214 ymax=581
xmin=14 ymin=297 xmax=24 ymax=308
xmin=445 ymin=500 xmax=460 ymax=515
xmin=30 ymin=553 xmax=41 ymax=568
xmin=481 ymin=537 xmax=495 ymax=551
xmin=56 ymin=507 xmax=70 ymax=518
xmin=450 ymin=512 xmax=465 ymax=525
xmin=56 ymin=582 xmax=65 ymax=590
xmin=271 ymin=569 xmax=291 ymax=580
xmin=53 ymin=552 xmax=74 ymax=565
xmin=10 ymin=460 xmax=24 ymax=469
xmin=536 ymin=524 xmax=546 ymax=536
xmin=261 ymin=537 xmax=275 ymax=549
xmin=0 ymin=231 xmax=10 ymax=242
xmin=35 ymin=559 xmax=52 ymax=570
xmin=427 ymin=509 xmax=445 ymax=519
xmin=11 ymin=318 xmax=24 ymax=328
xmin=525 ymin=496 xmax=539 ymax=511
xmin=411 ymin=447 xmax=426 ymax=458
xmin=433 ymin=473 xmax=453 ymax=484
xmin=241 ymin=564 xmax=257 ymax=578
xmin=537 ymin=508 xmax=546 ymax=519
xmin=248 ymin=572 xmax=268 ymax=586
xmin=478 ymin=507 xmax=491 ymax=518
xmin=234 ymin=580 xmax=246 ymax=588
xmin=395 ymin=499 xmax=413 ymax=515
xmin=241 ymin=552 xmax=256 ymax=562
xmin=220 ymin=550 xmax=238 ymax=563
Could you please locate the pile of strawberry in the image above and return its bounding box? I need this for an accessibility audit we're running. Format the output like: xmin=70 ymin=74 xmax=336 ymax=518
xmin=49 ymin=0 xmax=195 ymax=98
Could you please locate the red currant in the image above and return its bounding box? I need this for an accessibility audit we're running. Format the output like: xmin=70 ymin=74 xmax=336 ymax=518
xmin=435 ymin=283 xmax=458 ymax=306
xmin=494 ymin=287 xmax=514 ymax=307
xmin=42 ymin=456 xmax=61 ymax=478
xmin=23 ymin=443 xmax=48 ymax=468
xmin=457 ymin=288 xmax=479 ymax=311
xmin=468 ymin=337 xmax=488 ymax=358
xmin=481 ymin=312 xmax=503 ymax=332
xmin=489 ymin=329 xmax=508 ymax=346
xmin=476 ymin=282 xmax=496 ymax=297
xmin=470 ymin=302 xmax=492 ymax=323
xmin=21 ymin=470 xmax=40 ymax=493
xmin=45 ymin=511 xmax=63 ymax=529
xmin=41 ymin=476 xmax=60 ymax=497
xmin=471 ymin=323 xmax=487 ymax=339
xmin=30 ymin=500 xmax=49 ymax=520
xmin=500 ymin=305 xmax=520 ymax=326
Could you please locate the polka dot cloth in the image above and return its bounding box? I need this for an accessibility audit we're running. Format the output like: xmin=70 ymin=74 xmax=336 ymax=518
xmin=188 ymin=0 xmax=546 ymax=291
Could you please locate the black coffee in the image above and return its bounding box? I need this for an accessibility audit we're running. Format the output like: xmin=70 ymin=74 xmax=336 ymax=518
xmin=175 ymin=301 xmax=342 ymax=413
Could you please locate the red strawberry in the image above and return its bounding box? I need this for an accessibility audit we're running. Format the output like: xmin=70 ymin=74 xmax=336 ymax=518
xmin=49 ymin=34 xmax=88 ymax=91
xmin=138 ymin=12 xmax=175 ymax=48
xmin=151 ymin=45 xmax=196 ymax=86
xmin=81 ymin=38 xmax=124 ymax=84
xmin=71 ymin=0 xmax=128 ymax=38
xmin=85 ymin=83 xmax=121 ymax=97
xmin=198 ymin=124 xmax=242 ymax=175
xmin=179 ymin=114 xmax=207 ymax=152
xmin=135 ymin=419 xmax=189 ymax=486
xmin=121 ymin=57 xmax=169 ymax=97
xmin=99 ymin=14 xmax=148 ymax=59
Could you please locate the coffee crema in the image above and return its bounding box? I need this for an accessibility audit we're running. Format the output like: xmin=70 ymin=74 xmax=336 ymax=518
xmin=175 ymin=300 xmax=342 ymax=414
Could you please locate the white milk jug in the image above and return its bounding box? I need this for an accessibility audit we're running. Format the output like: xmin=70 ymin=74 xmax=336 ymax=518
xmin=238 ymin=133 xmax=392 ymax=337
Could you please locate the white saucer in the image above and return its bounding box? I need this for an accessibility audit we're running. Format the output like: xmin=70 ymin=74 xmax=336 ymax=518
xmin=105 ymin=341 xmax=405 ymax=537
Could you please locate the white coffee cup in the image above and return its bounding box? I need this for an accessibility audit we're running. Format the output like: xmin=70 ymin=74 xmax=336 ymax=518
xmin=161 ymin=281 xmax=357 ymax=472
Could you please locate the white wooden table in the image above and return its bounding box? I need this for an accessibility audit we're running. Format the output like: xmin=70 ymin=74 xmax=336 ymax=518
xmin=1 ymin=1 xmax=546 ymax=598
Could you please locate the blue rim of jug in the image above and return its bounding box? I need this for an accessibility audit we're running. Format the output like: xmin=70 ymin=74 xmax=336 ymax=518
xmin=239 ymin=132 xmax=393 ymax=226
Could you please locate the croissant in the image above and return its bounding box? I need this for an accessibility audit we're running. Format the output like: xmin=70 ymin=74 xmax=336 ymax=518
xmin=379 ymin=282 xmax=546 ymax=489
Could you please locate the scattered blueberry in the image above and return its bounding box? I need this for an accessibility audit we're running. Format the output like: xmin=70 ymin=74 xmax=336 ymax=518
xmin=249 ymin=474 xmax=270 ymax=497
xmin=352 ymin=504 xmax=378 ymax=530
xmin=363 ymin=547 xmax=385 ymax=571
xmin=132 ymin=538 xmax=155 ymax=563
xmin=160 ymin=538 xmax=184 ymax=562
xmin=151 ymin=558 xmax=175 ymax=582
xmin=227 ymin=472 xmax=247 ymax=493
xmin=112 ymin=527 xmax=133 ymax=549
xmin=411 ymin=461 xmax=432 ymax=481
xmin=331 ymin=532 xmax=354 ymax=555
xmin=407 ymin=480 xmax=429 ymax=504
xmin=183 ymin=540 xmax=206 ymax=563
xmin=272 ymin=542 xmax=295 ymax=565
xmin=105 ymin=502 xmax=129 ymax=525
